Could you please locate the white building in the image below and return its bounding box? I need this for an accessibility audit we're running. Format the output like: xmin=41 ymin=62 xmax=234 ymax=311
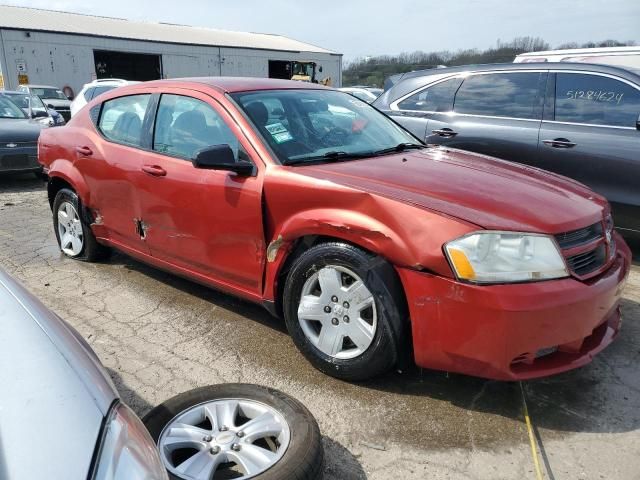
xmin=0 ymin=5 xmax=342 ymax=97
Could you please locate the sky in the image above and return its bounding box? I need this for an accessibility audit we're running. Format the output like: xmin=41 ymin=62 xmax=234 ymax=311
xmin=3 ymin=0 xmax=640 ymax=61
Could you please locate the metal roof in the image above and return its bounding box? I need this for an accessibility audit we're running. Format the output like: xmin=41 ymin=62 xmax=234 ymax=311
xmin=0 ymin=5 xmax=339 ymax=55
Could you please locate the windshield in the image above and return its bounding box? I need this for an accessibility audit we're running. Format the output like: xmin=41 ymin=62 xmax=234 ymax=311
xmin=0 ymin=96 xmax=27 ymax=119
xmin=231 ymin=89 xmax=420 ymax=165
xmin=4 ymin=93 xmax=47 ymax=114
xmin=30 ymin=88 xmax=67 ymax=100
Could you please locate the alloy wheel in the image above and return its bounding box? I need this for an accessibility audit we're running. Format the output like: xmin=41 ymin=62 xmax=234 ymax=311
xmin=57 ymin=201 xmax=83 ymax=256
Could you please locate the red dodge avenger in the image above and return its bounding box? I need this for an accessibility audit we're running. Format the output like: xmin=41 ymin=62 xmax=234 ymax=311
xmin=39 ymin=78 xmax=631 ymax=381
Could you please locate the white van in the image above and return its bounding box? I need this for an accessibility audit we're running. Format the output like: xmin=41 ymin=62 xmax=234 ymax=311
xmin=514 ymin=46 xmax=640 ymax=69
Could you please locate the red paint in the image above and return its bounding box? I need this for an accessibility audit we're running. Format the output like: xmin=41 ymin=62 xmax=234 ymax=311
xmin=38 ymin=78 xmax=631 ymax=380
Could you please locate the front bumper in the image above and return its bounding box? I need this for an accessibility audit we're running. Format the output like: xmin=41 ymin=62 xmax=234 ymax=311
xmin=398 ymin=233 xmax=631 ymax=380
xmin=0 ymin=146 xmax=40 ymax=173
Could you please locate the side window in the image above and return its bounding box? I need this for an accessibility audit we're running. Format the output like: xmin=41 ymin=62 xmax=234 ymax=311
xmin=153 ymin=94 xmax=241 ymax=160
xmin=92 ymin=86 xmax=116 ymax=100
xmin=454 ymin=72 xmax=542 ymax=119
xmin=98 ymin=94 xmax=150 ymax=147
xmin=398 ymin=77 xmax=462 ymax=112
xmin=83 ymin=87 xmax=95 ymax=101
xmin=554 ymin=73 xmax=640 ymax=127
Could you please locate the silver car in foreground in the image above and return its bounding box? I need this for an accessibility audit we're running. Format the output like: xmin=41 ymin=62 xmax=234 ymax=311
xmin=0 ymin=269 xmax=167 ymax=480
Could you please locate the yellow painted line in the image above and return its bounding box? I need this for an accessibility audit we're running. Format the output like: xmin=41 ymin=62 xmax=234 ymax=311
xmin=520 ymin=381 xmax=544 ymax=480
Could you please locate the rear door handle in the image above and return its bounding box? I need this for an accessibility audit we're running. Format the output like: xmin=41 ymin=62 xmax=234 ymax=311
xmin=141 ymin=165 xmax=167 ymax=177
xmin=542 ymin=138 xmax=576 ymax=148
xmin=431 ymin=128 xmax=458 ymax=138
xmin=75 ymin=146 xmax=93 ymax=156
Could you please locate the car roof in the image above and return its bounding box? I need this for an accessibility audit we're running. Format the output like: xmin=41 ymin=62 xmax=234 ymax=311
xmin=378 ymin=62 xmax=640 ymax=105
xmin=138 ymin=76 xmax=330 ymax=93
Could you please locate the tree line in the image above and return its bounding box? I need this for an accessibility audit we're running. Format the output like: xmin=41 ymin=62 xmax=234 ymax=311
xmin=343 ymin=37 xmax=637 ymax=87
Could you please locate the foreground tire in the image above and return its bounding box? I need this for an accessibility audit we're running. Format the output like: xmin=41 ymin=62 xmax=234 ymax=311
xmin=283 ymin=242 xmax=408 ymax=382
xmin=143 ymin=384 xmax=324 ymax=480
xmin=52 ymin=188 xmax=108 ymax=261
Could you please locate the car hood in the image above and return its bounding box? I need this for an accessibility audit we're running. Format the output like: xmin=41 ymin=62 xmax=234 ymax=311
xmin=0 ymin=118 xmax=43 ymax=143
xmin=296 ymin=147 xmax=607 ymax=233
xmin=42 ymin=98 xmax=71 ymax=109
xmin=0 ymin=270 xmax=117 ymax=480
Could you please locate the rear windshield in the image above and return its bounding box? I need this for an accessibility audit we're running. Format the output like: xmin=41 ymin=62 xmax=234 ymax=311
xmin=0 ymin=96 xmax=27 ymax=119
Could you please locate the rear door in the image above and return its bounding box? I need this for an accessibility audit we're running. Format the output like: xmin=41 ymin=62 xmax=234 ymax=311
xmin=537 ymin=71 xmax=640 ymax=234
xmin=82 ymin=93 xmax=153 ymax=254
xmin=137 ymin=90 xmax=266 ymax=296
xmin=426 ymin=70 xmax=546 ymax=165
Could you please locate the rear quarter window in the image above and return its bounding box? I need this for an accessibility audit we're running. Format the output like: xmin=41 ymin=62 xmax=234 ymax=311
xmin=398 ymin=77 xmax=462 ymax=112
xmin=98 ymin=94 xmax=150 ymax=147
xmin=554 ymin=73 xmax=640 ymax=127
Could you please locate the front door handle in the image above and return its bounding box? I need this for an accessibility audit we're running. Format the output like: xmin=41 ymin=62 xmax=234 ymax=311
xmin=75 ymin=146 xmax=93 ymax=156
xmin=141 ymin=165 xmax=167 ymax=177
xmin=542 ymin=138 xmax=576 ymax=149
xmin=432 ymin=128 xmax=458 ymax=138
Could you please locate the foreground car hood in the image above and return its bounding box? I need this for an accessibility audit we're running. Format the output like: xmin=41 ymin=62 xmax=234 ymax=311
xmin=0 ymin=270 xmax=117 ymax=479
xmin=0 ymin=118 xmax=43 ymax=143
xmin=298 ymin=148 xmax=606 ymax=233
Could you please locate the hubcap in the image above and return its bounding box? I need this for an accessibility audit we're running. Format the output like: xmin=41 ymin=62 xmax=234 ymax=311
xmin=56 ymin=201 xmax=83 ymax=256
xmin=298 ymin=265 xmax=377 ymax=359
xmin=158 ymin=398 xmax=291 ymax=480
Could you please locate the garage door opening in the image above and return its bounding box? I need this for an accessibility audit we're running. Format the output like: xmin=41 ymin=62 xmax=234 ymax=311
xmin=269 ymin=60 xmax=292 ymax=80
xmin=94 ymin=50 xmax=162 ymax=81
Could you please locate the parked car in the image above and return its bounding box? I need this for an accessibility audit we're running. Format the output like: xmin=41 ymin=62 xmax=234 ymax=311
xmin=1 ymin=90 xmax=55 ymax=127
xmin=39 ymin=77 xmax=631 ymax=382
xmin=350 ymin=85 xmax=384 ymax=97
xmin=338 ymin=87 xmax=379 ymax=103
xmin=18 ymin=84 xmax=72 ymax=121
xmin=0 ymin=94 xmax=46 ymax=177
xmin=515 ymin=46 xmax=640 ymax=69
xmin=0 ymin=268 xmax=168 ymax=480
xmin=374 ymin=63 xmax=640 ymax=239
xmin=71 ymin=78 xmax=138 ymax=117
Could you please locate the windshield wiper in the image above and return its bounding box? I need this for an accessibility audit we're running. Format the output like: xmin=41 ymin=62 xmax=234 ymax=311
xmin=372 ymin=142 xmax=427 ymax=156
xmin=284 ymin=151 xmax=372 ymax=166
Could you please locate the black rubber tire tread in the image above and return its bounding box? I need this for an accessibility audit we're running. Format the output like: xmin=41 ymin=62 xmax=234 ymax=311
xmin=283 ymin=242 xmax=408 ymax=382
xmin=142 ymin=384 xmax=324 ymax=480
xmin=52 ymin=188 xmax=109 ymax=262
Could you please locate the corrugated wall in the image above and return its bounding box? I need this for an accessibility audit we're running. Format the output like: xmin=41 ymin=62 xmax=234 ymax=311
xmin=0 ymin=28 xmax=342 ymax=94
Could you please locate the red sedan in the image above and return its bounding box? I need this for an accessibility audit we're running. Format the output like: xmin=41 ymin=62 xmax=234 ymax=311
xmin=38 ymin=78 xmax=631 ymax=381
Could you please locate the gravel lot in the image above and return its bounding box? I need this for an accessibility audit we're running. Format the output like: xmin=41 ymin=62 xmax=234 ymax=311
xmin=1 ymin=175 xmax=639 ymax=480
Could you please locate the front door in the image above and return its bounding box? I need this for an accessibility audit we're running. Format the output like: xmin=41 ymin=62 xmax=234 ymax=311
xmin=138 ymin=90 xmax=266 ymax=296
xmin=537 ymin=72 xmax=640 ymax=234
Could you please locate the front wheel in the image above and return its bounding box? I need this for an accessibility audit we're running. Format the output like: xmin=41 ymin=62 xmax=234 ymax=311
xmin=283 ymin=242 xmax=408 ymax=381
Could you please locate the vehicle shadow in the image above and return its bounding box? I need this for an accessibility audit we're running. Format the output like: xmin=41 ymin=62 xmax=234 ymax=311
xmin=105 ymin=250 xmax=640 ymax=438
xmin=0 ymin=174 xmax=46 ymax=194
xmin=108 ymin=251 xmax=288 ymax=334
xmin=107 ymin=367 xmax=155 ymax=416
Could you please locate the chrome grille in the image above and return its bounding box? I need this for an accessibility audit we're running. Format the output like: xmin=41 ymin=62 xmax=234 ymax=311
xmin=555 ymin=222 xmax=603 ymax=249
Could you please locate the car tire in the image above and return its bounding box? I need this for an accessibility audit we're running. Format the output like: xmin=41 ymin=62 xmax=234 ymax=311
xmin=283 ymin=242 xmax=408 ymax=382
xmin=52 ymin=188 xmax=108 ymax=262
xmin=143 ymin=384 xmax=324 ymax=480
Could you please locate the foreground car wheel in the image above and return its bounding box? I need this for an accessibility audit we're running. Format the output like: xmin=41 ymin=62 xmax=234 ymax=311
xmin=143 ymin=384 xmax=323 ymax=480
xmin=52 ymin=188 xmax=108 ymax=261
xmin=283 ymin=242 xmax=407 ymax=381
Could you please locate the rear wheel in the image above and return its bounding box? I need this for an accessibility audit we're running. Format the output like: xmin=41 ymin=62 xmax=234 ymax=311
xmin=52 ymin=188 xmax=108 ymax=261
xmin=283 ymin=242 xmax=407 ymax=381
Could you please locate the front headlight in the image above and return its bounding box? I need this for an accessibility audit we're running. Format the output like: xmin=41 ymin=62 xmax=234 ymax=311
xmin=93 ymin=402 xmax=168 ymax=480
xmin=444 ymin=231 xmax=568 ymax=284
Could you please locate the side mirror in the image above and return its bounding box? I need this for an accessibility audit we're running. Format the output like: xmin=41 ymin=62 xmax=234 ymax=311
xmin=67 ymin=95 xmax=73 ymax=101
xmin=32 ymin=110 xmax=49 ymax=119
xmin=193 ymin=144 xmax=254 ymax=176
